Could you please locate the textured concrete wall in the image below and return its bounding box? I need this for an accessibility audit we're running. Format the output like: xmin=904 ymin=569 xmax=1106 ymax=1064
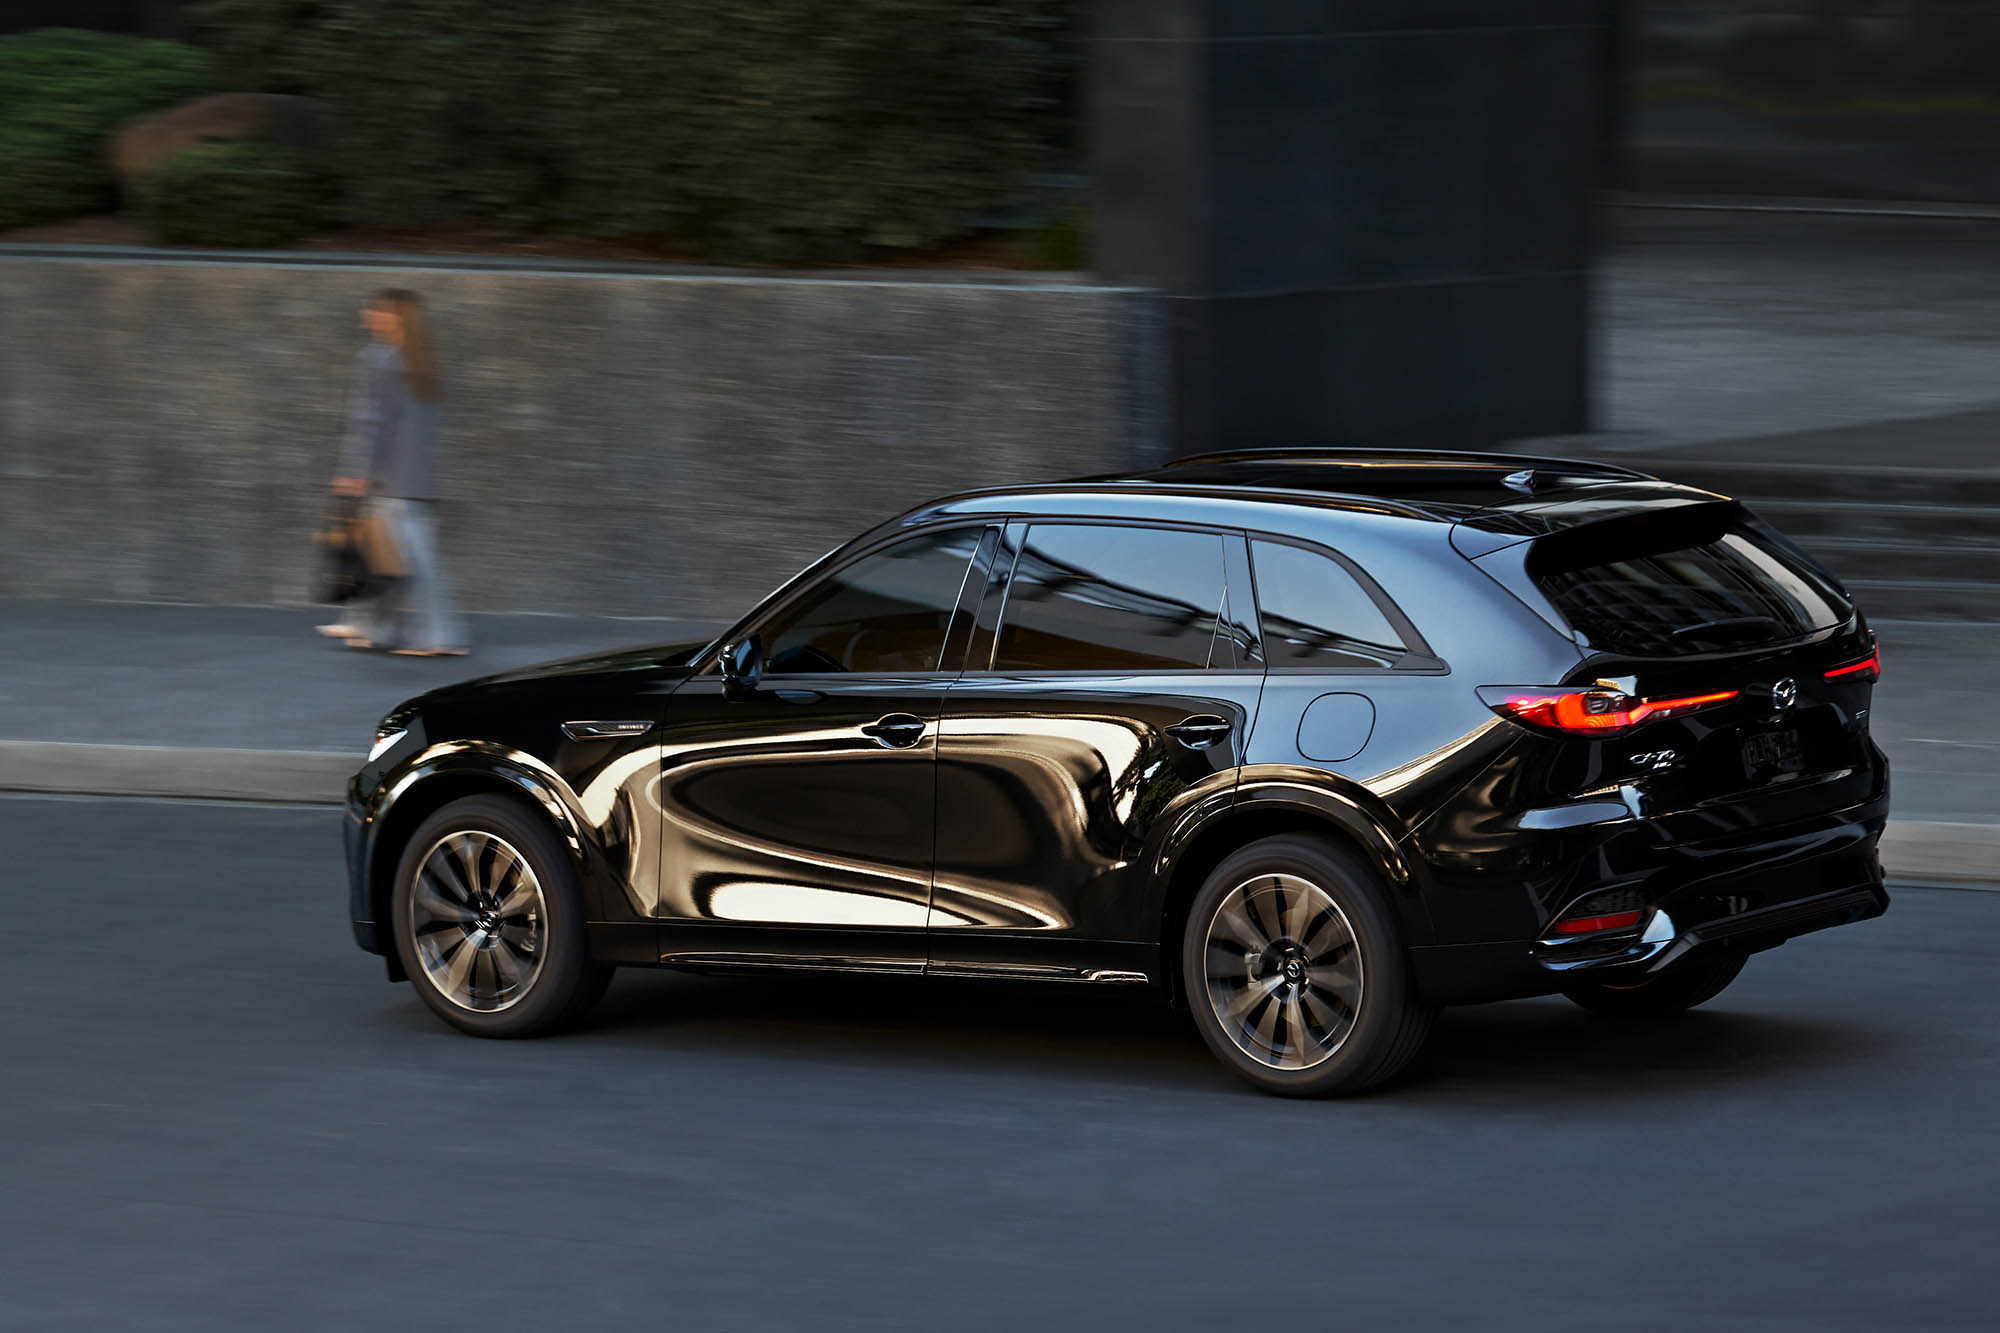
xmin=0 ymin=252 xmax=1159 ymax=617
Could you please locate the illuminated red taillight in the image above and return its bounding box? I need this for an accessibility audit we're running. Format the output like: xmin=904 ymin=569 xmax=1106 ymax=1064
xmin=1554 ymin=910 xmax=1645 ymax=935
xmin=1825 ymin=639 xmax=1880 ymax=684
xmin=1477 ymin=685 xmax=1738 ymax=736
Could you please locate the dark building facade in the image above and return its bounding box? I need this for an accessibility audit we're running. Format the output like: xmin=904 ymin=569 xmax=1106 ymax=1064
xmin=1619 ymin=1 xmax=2000 ymax=204
xmin=1090 ymin=1 xmax=1602 ymax=455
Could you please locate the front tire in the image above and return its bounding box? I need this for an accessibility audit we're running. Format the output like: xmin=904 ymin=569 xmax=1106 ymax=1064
xmin=1560 ymin=951 xmax=1745 ymax=1020
xmin=390 ymin=794 xmax=611 ymax=1037
xmin=1181 ymin=835 xmax=1435 ymax=1097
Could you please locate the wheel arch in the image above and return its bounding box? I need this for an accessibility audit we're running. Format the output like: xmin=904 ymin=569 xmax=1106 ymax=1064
xmin=1152 ymin=777 xmax=1431 ymax=1006
xmin=367 ymin=753 xmax=591 ymax=978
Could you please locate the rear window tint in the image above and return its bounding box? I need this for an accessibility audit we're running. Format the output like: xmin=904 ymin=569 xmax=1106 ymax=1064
xmin=1526 ymin=504 xmax=1850 ymax=655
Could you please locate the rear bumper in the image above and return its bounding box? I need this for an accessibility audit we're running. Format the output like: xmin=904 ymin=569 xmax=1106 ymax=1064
xmin=1413 ymin=792 xmax=1890 ymax=1005
xmin=1668 ymin=881 xmax=1887 ymax=957
xmin=1529 ymin=881 xmax=1888 ymax=976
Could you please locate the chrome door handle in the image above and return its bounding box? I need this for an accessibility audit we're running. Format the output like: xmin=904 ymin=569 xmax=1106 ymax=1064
xmin=860 ymin=714 xmax=928 ymax=748
xmin=1166 ymin=715 xmax=1233 ymax=749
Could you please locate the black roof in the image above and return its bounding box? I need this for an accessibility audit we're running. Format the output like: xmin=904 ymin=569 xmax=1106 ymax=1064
xmin=912 ymin=449 xmax=1731 ymax=552
xmin=1135 ymin=449 xmax=1645 ymax=505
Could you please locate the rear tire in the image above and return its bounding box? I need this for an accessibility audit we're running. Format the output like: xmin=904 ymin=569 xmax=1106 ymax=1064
xmin=390 ymin=794 xmax=612 ymax=1037
xmin=1181 ymin=835 xmax=1435 ymax=1098
xmin=1560 ymin=951 xmax=1745 ymax=1020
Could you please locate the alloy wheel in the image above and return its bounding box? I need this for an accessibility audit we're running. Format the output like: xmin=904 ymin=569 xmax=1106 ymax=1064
xmin=407 ymin=830 xmax=548 ymax=1013
xmin=1202 ymin=873 xmax=1363 ymax=1070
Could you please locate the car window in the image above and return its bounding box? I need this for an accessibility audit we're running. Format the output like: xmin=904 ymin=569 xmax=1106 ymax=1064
xmin=1250 ymin=540 xmax=1407 ymax=669
xmin=1524 ymin=505 xmax=1849 ymax=655
xmin=761 ymin=527 xmax=982 ymax=675
xmin=993 ymin=524 xmax=1227 ymax=671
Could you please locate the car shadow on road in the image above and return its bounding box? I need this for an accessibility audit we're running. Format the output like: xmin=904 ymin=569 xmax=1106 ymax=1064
xmin=579 ymin=968 xmax=1901 ymax=1103
xmin=1404 ymin=997 xmax=1905 ymax=1104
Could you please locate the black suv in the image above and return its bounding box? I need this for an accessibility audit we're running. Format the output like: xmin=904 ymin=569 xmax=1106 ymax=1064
xmin=345 ymin=450 xmax=1889 ymax=1096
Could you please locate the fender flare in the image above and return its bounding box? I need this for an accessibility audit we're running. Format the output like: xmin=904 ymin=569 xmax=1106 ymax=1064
xmin=1147 ymin=767 xmax=1432 ymax=950
xmin=366 ymin=743 xmax=594 ymax=923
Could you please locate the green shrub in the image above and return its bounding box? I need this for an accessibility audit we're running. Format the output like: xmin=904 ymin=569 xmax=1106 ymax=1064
xmin=141 ymin=141 xmax=320 ymax=247
xmin=1018 ymin=206 xmax=1088 ymax=270
xmin=193 ymin=0 xmax=1073 ymax=263
xmin=0 ymin=28 xmax=214 ymax=230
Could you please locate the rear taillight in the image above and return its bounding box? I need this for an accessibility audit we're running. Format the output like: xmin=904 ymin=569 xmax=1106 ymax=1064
xmin=1825 ymin=638 xmax=1880 ymax=684
xmin=1477 ymin=685 xmax=1738 ymax=736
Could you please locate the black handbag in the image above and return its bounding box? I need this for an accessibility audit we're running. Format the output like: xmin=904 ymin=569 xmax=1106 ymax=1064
xmin=316 ymin=497 xmax=403 ymax=604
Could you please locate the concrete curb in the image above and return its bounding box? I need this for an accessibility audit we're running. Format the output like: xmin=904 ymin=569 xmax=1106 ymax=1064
xmin=2 ymin=740 xmax=1992 ymax=885
xmin=0 ymin=741 xmax=354 ymax=804
xmin=1879 ymin=821 xmax=2000 ymax=886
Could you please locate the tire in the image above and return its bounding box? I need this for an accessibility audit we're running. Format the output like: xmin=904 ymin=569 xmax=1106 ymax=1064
xmin=1560 ymin=951 xmax=1745 ymax=1020
xmin=1181 ymin=834 xmax=1436 ymax=1098
xmin=390 ymin=794 xmax=612 ymax=1037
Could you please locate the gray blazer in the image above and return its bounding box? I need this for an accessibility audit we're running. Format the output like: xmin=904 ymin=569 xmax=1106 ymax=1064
xmin=339 ymin=343 xmax=439 ymax=501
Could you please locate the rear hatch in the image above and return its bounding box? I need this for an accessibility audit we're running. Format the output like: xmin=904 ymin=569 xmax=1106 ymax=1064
xmin=1463 ymin=492 xmax=1884 ymax=836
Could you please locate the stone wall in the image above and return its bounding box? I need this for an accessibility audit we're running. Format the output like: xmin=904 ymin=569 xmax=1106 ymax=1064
xmin=0 ymin=250 xmax=1160 ymax=617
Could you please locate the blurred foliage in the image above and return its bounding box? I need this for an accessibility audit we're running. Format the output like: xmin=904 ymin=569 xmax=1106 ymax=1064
xmin=191 ymin=0 xmax=1078 ymax=262
xmin=0 ymin=28 xmax=214 ymax=230
xmin=1017 ymin=205 xmax=1086 ymax=270
xmin=140 ymin=141 xmax=322 ymax=247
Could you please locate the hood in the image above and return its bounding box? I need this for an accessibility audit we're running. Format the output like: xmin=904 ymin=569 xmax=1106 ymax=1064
xmin=452 ymin=637 xmax=714 ymax=690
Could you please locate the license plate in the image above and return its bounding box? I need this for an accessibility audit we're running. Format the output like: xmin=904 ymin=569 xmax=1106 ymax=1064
xmin=1741 ymin=728 xmax=1803 ymax=778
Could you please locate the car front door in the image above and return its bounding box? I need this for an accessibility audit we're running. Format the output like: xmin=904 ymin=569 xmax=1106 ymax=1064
xmin=652 ymin=524 xmax=995 ymax=971
xmin=929 ymin=520 xmax=1267 ymax=981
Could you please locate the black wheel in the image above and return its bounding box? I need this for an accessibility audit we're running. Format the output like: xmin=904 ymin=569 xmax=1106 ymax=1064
xmin=390 ymin=794 xmax=612 ymax=1037
xmin=1560 ymin=951 xmax=1745 ymax=1020
xmin=1181 ymin=834 xmax=1435 ymax=1097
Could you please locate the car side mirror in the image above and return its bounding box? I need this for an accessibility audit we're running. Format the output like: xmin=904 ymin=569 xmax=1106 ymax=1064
xmin=720 ymin=636 xmax=763 ymax=698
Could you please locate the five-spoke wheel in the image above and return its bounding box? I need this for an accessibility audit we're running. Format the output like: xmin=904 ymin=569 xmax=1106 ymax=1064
xmin=390 ymin=795 xmax=611 ymax=1037
xmin=1202 ymin=873 xmax=1363 ymax=1071
xmin=408 ymin=829 xmax=549 ymax=1013
xmin=1183 ymin=835 xmax=1435 ymax=1097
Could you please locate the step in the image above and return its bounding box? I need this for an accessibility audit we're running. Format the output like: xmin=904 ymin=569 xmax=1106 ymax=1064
xmin=1613 ymin=459 xmax=2000 ymax=509
xmin=1806 ymin=539 xmax=2000 ymax=586
xmin=1843 ymin=579 xmax=2000 ymax=622
xmin=1753 ymin=500 xmax=2000 ymax=546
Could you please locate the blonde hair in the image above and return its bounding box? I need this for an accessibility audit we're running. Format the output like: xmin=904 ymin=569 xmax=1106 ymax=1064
xmin=373 ymin=288 xmax=439 ymax=402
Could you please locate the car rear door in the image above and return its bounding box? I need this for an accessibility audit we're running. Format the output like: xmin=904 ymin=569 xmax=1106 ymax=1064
xmin=928 ymin=520 xmax=1266 ymax=981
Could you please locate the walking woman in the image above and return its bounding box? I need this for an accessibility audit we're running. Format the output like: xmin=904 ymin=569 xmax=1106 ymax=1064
xmin=319 ymin=289 xmax=467 ymax=656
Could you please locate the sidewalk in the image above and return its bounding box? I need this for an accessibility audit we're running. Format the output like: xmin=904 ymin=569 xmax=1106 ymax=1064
xmin=0 ymin=601 xmax=717 ymax=802
xmin=0 ymin=600 xmax=1990 ymax=882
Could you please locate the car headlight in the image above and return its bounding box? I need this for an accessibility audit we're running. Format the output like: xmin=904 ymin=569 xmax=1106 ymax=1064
xmin=369 ymin=724 xmax=408 ymax=763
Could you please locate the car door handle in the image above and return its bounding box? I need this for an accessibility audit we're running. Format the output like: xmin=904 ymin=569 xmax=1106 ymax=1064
xmin=1166 ymin=715 xmax=1233 ymax=749
xmin=860 ymin=714 xmax=928 ymax=748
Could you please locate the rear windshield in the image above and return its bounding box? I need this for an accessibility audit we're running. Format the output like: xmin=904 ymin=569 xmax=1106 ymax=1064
xmin=1524 ymin=503 xmax=1851 ymax=655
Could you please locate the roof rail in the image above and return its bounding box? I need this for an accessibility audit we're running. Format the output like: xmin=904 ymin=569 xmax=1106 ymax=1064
xmin=917 ymin=479 xmax=1442 ymax=523
xmin=1164 ymin=447 xmax=1652 ymax=482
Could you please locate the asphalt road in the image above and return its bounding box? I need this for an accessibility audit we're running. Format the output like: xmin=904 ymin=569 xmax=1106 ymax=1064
xmin=3 ymin=796 xmax=1994 ymax=1332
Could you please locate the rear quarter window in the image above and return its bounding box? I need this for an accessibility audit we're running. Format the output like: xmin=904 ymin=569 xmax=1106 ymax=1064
xmin=1249 ymin=540 xmax=1410 ymax=669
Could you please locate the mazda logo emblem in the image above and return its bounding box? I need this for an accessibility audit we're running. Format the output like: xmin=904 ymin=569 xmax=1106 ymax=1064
xmin=1769 ymin=678 xmax=1797 ymax=711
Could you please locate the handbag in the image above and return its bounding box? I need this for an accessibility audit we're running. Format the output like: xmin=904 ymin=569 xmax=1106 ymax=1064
xmin=316 ymin=497 xmax=406 ymax=604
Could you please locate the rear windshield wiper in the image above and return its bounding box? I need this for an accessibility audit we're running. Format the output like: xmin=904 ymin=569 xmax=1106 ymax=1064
xmin=1668 ymin=615 xmax=1782 ymax=644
